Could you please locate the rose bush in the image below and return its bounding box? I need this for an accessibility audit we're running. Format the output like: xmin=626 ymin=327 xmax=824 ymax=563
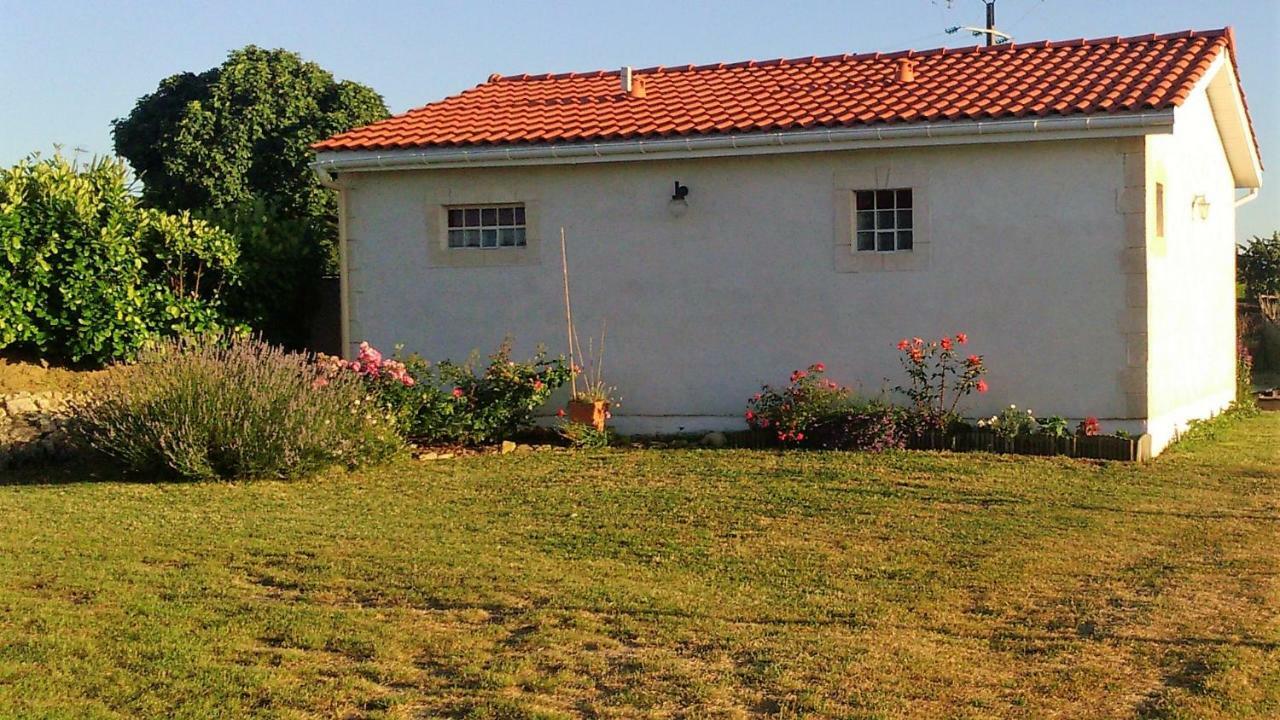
xmin=321 ymin=340 xmax=571 ymax=445
xmin=745 ymin=363 xmax=849 ymax=444
xmin=894 ymin=333 xmax=987 ymax=433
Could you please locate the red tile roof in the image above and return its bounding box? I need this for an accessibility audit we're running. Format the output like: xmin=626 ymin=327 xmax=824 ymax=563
xmin=315 ymin=28 xmax=1250 ymax=152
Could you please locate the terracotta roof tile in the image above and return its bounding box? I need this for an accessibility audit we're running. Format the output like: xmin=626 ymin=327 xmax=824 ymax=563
xmin=315 ymin=28 xmax=1257 ymax=153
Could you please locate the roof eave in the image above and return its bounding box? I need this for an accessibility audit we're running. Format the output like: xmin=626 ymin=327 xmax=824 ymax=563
xmin=312 ymin=111 xmax=1176 ymax=174
xmin=1196 ymin=52 xmax=1263 ymax=189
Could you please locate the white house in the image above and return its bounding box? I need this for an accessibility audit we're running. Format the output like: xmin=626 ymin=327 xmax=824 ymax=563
xmin=313 ymin=29 xmax=1262 ymax=454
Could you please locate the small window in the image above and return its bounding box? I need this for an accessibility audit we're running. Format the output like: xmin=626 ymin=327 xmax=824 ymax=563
xmin=1154 ymin=182 xmax=1165 ymax=239
xmin=447 ymin=203 xmax=526 ymax=249
xmin=854 ymin=189 xmax=913 ymax=252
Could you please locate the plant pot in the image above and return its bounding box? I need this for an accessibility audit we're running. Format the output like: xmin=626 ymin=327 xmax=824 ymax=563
xmin=568 ymin=399 xmax=609 ymax=432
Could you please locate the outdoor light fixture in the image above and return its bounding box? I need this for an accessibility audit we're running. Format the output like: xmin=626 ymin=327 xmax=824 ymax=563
xmin=668 ymin=181 xmax=690 ymax=217
xmin=1192 ymin=194 xmax=1211 ymax=220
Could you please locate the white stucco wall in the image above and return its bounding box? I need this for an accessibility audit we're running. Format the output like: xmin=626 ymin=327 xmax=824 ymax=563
xmin=1142 ymin=85 xmax=1240 ymax=451
xmin=340 ymin=137 xmax=1142 ymax=435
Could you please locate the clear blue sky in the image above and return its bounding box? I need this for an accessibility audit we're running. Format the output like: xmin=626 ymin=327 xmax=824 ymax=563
xmin=2 ymin=0 xmax=1276 ymax=239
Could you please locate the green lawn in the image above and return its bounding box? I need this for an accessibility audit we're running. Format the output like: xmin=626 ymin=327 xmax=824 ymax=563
xmin=1 ymin=415 xmax=1278 ymax=719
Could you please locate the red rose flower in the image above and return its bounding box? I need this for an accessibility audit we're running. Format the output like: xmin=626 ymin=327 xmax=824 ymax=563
xmin=897 ymin=339 xmax=910 ymax=351
xmin=452 ymin=387 xmax=465 ymax=398
xmin=813 ymin=362 xmax=826 ymax=373
xmin=966 ymin=354 xmax=982 ymax=366
xmin=940 ymin=337 xmax=954 ymax=351
xmin=956 ymin=332 xmax=968 ymax=344
xmin=556 ymin=408 xmax=566 ymax=418
xmin=976 ymin=379 xmax=989 ymax=393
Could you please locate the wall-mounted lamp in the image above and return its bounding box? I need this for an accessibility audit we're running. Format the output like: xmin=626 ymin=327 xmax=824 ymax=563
xmin=1192 ymin=194 xmax=1211 ymax=221
xmin=669 ymin=181 xmax=690 ymax=217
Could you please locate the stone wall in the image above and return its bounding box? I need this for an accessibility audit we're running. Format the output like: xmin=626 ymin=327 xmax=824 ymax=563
xmin=0 ymin=391 xmax=76 ymax=469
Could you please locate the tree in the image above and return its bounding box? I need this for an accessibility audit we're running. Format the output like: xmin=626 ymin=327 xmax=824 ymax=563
xmin=112 ymin=46 xmax=388 ymax=346
xmin=1239 ymin=232 xmax=1280 ymax=301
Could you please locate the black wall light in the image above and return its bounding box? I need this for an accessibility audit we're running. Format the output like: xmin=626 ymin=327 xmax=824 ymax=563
xmin=669 ymin=181 xmax=690 ymax=217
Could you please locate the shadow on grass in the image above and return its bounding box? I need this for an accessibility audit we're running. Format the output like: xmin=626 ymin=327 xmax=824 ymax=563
xmin=0 ymin=454 xmax=159 ymax=486
xmin=1065 ymin=503 xmax=1280 ymax=523
xmin=921 ymin=623 xmax=1280 ymax=653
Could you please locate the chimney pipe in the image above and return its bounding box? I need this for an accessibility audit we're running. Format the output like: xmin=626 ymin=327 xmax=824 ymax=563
xmin=621 ymin=66 xmax=647 ymax=98
xmin=896 ymin=58 xmax=918 ymax=83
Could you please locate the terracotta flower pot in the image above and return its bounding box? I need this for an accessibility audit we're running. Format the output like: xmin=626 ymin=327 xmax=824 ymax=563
xmin=568 ymin=399 xmax=609 ymax=431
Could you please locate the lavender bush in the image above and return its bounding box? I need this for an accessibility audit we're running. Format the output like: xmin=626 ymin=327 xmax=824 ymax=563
xmin=73 ymin=334 xmax=400 ymax=480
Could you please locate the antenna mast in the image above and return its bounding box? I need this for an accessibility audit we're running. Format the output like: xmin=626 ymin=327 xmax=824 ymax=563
xmin=944 ymin=0 xmax=1013 ymax=46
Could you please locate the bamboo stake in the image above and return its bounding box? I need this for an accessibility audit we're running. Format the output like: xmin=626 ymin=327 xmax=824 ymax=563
xmin=597 ymin=318 xmax=606 ymax=390
xmin=560 ymin=227 xmax=579 ymax=398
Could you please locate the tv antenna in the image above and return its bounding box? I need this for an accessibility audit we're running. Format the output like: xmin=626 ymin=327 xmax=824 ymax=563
xmin=942 ymin=0 xmax=1012 ymax=46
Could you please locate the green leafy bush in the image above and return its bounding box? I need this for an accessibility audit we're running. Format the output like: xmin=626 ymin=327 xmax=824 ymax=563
xmin=1036 ymin=415 xmax=1072 ymax=438
xmin=556 ymin=421 xmax=611 ymax=449
xmin=1238 ymin=232 xmax=1280 ymax=300
xmin=73 ymin=334 xmax=400 ymax=480
xmin=200 ymin=198 xmax=325 ymax=347
xmin=320 ymin=340 xmax=572 ymax=445
xmin=0 ymin=152 xmax=239 ymax=363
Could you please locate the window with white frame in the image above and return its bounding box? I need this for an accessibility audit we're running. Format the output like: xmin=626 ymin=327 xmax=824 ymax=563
xmin=854 ymin=189 xmax=913 ymax=252
xmin=446 ymin=204 xmax=526 ymax=248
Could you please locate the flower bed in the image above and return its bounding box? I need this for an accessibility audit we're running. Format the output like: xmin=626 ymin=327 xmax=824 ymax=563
xmin=741 ymin=334 xmax=1153 ymax=462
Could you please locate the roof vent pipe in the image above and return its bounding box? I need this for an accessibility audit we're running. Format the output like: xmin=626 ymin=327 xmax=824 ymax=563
xmin=896 ymin=58 xmax=918 ymax=83
xmin=621 ymin=66 xmax=633 ymax=94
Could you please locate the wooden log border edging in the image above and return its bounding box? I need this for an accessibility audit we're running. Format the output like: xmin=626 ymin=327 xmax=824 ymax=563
xmin=907 ymin=431 xmax=1152 ymax=462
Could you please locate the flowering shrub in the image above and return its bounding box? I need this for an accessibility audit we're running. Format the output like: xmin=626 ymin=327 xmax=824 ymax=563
xmin=323 ymin=340 xmax=571 ymax=445
xmin=73 ymin=334 xmax=400 ymax=481
xmin=894 ymin=333 xmax=987 ymax=432
xmin=745 ymin=363 xmax=849 ymax=444
xmin=1237 ymin=339 xmax=1257 ymax=411
xmin=977 ymin=404 xmax=1039 ymax=439
xmin=807 ymin=401 xmax=907 ymax=451
xmin=317 ymin=340 xmax=414 ymax=393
